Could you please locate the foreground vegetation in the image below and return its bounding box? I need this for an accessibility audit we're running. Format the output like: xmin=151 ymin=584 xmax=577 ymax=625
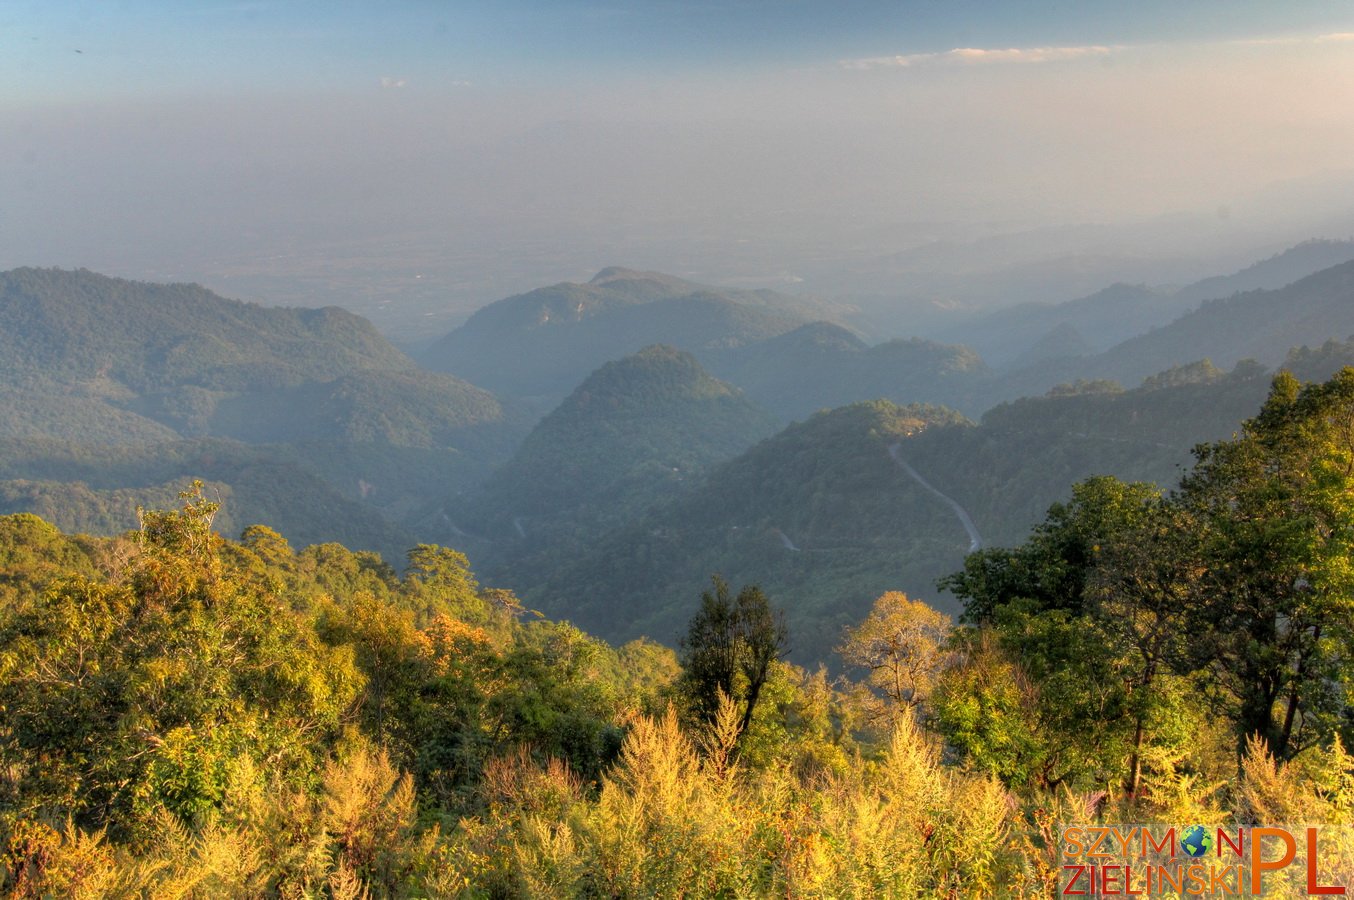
xmin=5 ymin=369 xmax=1354 ymax=897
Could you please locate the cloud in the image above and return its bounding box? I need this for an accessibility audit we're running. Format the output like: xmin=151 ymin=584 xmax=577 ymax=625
xmin=379 ymin=76 xmax=408 ymax=89
xmin=841 ymin=44 xmax=1116 ymax=70
xmin=1316 ymin=32 xmax=1354 ymax=42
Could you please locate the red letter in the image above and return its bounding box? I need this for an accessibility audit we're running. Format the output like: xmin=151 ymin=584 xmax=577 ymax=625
xmin=1307 ymin=828 xmax=1347 ymax=895
xmin=1061 ymin=865 xmax=1087 ymax=896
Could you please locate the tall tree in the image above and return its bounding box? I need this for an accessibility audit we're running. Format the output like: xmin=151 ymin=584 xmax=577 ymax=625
xmin=1177 ymin=369 xmax=1354 ymax=758
xmin=680 ymin=575 xmax=787 ymax=740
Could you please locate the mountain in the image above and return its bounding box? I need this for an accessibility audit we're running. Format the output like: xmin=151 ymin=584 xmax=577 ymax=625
xmin=1171 ymin=238 xmax=1354 ymax=307
xmin=0 ymin=267 xmax=410 ymax=391
xmin=420 ymin=267 xmax=844 ymax=399
xmin=0 ymin=267 xmax=524 ymax=549
xmin=525 ymin=400 xmax=973 ymax=661
xmin=706 ymin=322 xmax=991 ymax=420
xmin=902 ymin=361 xmax=1275 ymax=548
xmin=936 ymin=283 xmax=1173 ymax=368
xmin=450 ymin=346 xmax=779 ymax=591
xmin=1066 ymin=258 xmax=1354 ymax=389
xmin=0 ymin=439 xmax=418 ymax=561
xmin=465 ymin=345 xmax=777 ymax=533
xmin=937 ymin=240 xmax=1354 ymax=370
xmin=1007 ymin=321 xmax=1095 ymax=369
xmin=525 ymin=356 xmax=1287 ymax=662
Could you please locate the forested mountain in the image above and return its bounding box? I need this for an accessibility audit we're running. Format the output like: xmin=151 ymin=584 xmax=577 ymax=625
xmin=704 ymin=323 xmax=991 ymax=420
xmin=0 ymin=267 xmax=409 ymax=389
xmin=528 ymin=401 xmax=973 ymax=660
xmin=524 ymin=360 xmax=1281 ymax=662
xmin=937 ymin=282 xmax=1171 ymax=367
xmin=903 ymin=359 xmax=1275 ymax=547
xmin=463 ymin=345 xmax=777 ymax=537
xmin=1171 ymin=237 xmax=1354 ymax=306
xmin=450 ymin=347 xmax=778 ymax=606
xmin=419 ymin=267 xmax=847 ymax=399
xmin=986 ymin=256 xmax=1354 ymax=404
xmin=0 ymin=268 xmax=526 ymax=554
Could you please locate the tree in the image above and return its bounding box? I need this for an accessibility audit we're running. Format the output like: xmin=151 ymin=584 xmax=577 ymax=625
xmin=839 ymin=591 xmax=951 ymax=722
xmin=680 ymin=575 xmax=787 ymax=741
xmin=1176 ymin=369 xmax=1354 ymax=758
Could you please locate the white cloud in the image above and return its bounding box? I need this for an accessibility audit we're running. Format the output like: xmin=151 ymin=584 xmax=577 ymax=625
xmin=841 ymin=44 xmax=1115 ymax=70
xmin=379 ymin=76 xmax=408 ymax=89
xmin=1316 ymin=32 xmax=1354 ymax=42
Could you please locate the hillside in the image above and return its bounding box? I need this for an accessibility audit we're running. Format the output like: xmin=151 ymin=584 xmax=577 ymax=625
xmin=1171 ymin=237 xmax=1354 ymax=306
xmin=706 ymin=323 xmax=991 ymax=420
xmin=0 ymin=267 xmax=525 ymax=550
xmin=466 ymin=345 xmax=777 ymax=532
xmin=903 ymin=361 xmax=1275 ymax=547
xmin=1068 ymin=258 xmax=1354 ymax=389
xmin=0 ymin=438 xmax=419 ymax=561
xmin=938 ymin=239 xmax=1354 ymax=370
xmin=0 ymin=267 xmax=410 ymax=390
xmin=526 ymin=359 xmax=1284 ymax=661
xmin=936 ymin=282 xmax=1172 ymax=368
xmin=527 ymin=401 xmax=974 ymax=661
xmin=452 ymin=346 xmax=779 ymax=595
xmin=420 ymin=267 xmax=842 ymax=399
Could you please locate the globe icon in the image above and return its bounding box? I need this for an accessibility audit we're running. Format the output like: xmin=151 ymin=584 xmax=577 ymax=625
xmin=1181 ymin=824 xmax=1213 ymax=858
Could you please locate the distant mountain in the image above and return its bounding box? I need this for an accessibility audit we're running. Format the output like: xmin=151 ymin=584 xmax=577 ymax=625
xmin=526 ymin=400 xmax=973 ymax=661
xmin=0 ymin=267 xmax=524 ymax=550
xmin=0 ymin=438 xmax=417 ymax=561
xmin=906 ymin=362 xmax=1275 ymax=548
xmin=938 ymin=240 xmax=1354 ymax=370
xmin=453 ymin=346 xmax=778 ymax=591
xmin=1071 ymin=258 xmax=1354 ymax=388
xmin=936 ymin=283 xmax=1172 ymax=367
xmin=1171 ymin=238 xmax=1354 ymax=307
xmin=420 ymin=267 xmax=843 ymax=399
xmin=0 ymin=267 xmax=409 ymax=391
xmin=706 ymin=322 xmax=991 ymax=420
xmin=1007 ymin=322 xmax=1094 ymax=369
xmin=466 ymin=345 xmax=777 ymax=534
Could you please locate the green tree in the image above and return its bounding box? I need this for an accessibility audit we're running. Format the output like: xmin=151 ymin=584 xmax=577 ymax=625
xmin=680 ymin=575 xmax=787 ymax=741
xmin=1177 ymin=369 xmax=1354 ymax=758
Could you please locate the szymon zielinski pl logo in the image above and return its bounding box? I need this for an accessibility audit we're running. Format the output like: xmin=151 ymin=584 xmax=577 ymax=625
xmin=1059 ymin=825 xmax=1353 ymax=896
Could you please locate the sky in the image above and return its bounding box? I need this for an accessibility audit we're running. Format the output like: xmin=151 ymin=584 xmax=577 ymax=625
xmin=3 ymin=2 xmax=1354 ymax=336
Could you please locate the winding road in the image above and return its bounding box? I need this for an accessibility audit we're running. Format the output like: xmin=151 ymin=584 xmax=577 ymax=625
xmin=887 ymin=443 xmax=983 ymax=553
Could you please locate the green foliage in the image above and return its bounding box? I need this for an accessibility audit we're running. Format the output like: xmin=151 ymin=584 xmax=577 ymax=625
xmin=679 ymin=576 xmax=787 ymax=741
xmin=0 ymin=485 xmax=363 ymax=839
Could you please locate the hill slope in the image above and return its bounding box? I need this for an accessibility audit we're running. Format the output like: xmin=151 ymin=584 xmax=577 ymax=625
xmin=939 ymin=239 xmax=1354 ymax=370
xmin=0 ymin=267 xmax=524 ymax=549
xmin=527 ymin=359 xmax=1286 ymax=663
xmin=450 ymin=346 xmax=779 ymax=593
xmin=1078 ymin=258 xmax=1354 ymax=388
xmin=706 ymin=323 xmax=991 ymax=420
xmin=528 ymin=400 xmax=973 ymax=660
xmin=420 ymin=268 xmax=842 ymax=399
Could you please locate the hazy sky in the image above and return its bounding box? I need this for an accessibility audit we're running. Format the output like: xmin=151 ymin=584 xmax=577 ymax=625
xmin=4 ymin=2 xmax=1354 ymax=332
